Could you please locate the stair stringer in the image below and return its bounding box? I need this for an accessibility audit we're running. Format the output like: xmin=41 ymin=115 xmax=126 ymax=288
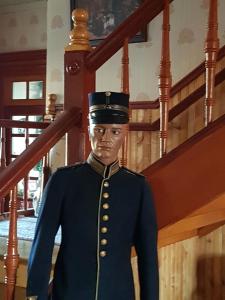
xmin=142 ymin=114 xmax=225 ymax=245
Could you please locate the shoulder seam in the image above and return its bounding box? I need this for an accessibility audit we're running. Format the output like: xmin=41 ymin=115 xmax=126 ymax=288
xmin=57 ymin=162 xmax=85 ymax=171
xmin=121 ymin=166 xmax=144 ymax=177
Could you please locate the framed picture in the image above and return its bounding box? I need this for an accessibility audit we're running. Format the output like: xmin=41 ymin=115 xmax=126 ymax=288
xmin=70 ymin=0 xmax=147 ymax=46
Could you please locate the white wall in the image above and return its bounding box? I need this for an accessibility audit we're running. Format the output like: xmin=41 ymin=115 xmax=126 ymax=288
xmin=46 ymin=0 xmax=70 ymax=104
xmin=96 ymin=0 xmax=225 ymax=100
xmin=0 ymin=1 xmax=47 ymax=53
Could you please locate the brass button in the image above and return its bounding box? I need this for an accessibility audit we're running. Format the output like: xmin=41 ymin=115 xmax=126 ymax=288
xmin=101 ymin=239 xmax=107 ymax=245
xmin=103 ymin=203 xmax=109 ymax=209
xmin=103 ymin=192 xmax=109 ymax=199
xmin=103 ymin=215 xmax=109 ymax=221
xmin=104 ymin=181 xmax=109 ymax=187
xmin=100 ymin=250 xmax=107 ymax=257
xmin=101 ymin=227 xmax=108 ymax=233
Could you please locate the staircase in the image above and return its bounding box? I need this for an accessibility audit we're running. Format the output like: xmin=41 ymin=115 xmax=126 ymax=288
xmin=1 ymin=0 xmax=225 ymax=299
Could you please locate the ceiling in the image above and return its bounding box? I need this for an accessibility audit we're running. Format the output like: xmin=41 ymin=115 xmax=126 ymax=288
xmin=0 ymin=0 xmax=46 ymax=7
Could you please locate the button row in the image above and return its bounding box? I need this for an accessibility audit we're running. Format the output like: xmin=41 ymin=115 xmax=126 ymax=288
xmin=100 ymin=181 xmax=110 ymax=257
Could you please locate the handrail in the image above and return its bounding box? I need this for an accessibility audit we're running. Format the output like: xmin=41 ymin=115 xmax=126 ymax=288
xmin=0 ymin=107 xmax=81 ymax=199
xmin=86 ymin=0 xmax=174 ymax=71
xmin=0 ymin=119 xmax=50 ymax=129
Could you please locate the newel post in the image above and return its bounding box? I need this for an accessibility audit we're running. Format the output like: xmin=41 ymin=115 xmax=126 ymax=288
xmin=64 ymin=9 xmax=95 ymax=164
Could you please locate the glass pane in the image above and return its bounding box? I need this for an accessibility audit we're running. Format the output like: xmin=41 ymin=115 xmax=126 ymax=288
xmin=28 ymin=115 xmax=43 ymax=122
xmin=29 ymin=81 xmax=43 ymax=99
xmin=30 ymin=161 xmax=42 ymax=177
xmin=12 ymin=137 xmax=25 ymax=155
xmin=29 ymin=161 xmax=42 ymax=203
xmin=29 ymin=137 xmax=35 ymax=145
xmin=12 ymin=82 xmax=27 ymax=100
xmin=17 ymin=179 xmax=24 ymax=198
xmin=28 ymin=115 xmax=43 ymax=134
xmin=29 ymin=128 xmax=42 ymax=135
xmin=12 ymin=116 xmax=26 ymax=134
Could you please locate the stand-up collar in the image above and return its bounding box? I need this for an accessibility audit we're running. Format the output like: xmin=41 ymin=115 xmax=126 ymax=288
xmin=87 ymin=152 xmax=120 ymax=178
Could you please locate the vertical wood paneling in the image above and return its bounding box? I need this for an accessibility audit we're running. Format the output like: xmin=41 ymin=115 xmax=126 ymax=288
xmin=132 ymin=225 xmax=225 ymax=299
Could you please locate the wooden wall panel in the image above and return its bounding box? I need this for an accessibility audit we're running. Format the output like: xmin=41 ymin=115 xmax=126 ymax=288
xmin=132 ymin=224 xmax=225 ymax=299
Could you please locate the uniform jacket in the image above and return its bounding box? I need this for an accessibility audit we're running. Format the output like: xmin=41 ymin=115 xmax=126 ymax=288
xmin=27 ymin=153 xmax=159 ymax=300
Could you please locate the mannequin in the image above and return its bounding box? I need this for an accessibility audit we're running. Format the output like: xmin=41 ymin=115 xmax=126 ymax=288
xmin=26 ymin=91 xmax=159 ymax=300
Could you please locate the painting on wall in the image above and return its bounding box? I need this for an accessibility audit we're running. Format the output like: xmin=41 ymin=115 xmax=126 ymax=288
xmin=70 ymin=0 xmax=147 ymax=46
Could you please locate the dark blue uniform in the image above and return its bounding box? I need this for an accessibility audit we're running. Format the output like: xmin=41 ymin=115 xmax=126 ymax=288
xmin=27 ymin=153 xmax=159 ymax=300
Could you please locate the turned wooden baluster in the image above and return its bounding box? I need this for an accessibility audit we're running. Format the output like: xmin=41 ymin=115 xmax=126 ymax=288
xmin=121 ymin=38 xmax=130 ymax=95
xmin=158 ymin=0 xmax=171 ymax=157
xmin=0 ymin=127 xmax=6 ymax=170
xmin=120 ymin=38 xmax=129 ymax=167
xmin=23 ymin=127 xmax=29 ymax=211
xmin=4 ymin=188 xmax=19 ymax=300
xmin=204 ymin=0 xmax=219 ymax=126
xmin=0 ymin=127 xmax=6 ymax=213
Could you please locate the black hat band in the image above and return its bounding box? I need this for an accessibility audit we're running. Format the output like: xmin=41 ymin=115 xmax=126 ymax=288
xmin=89 ymin=109 xmax=129 ymax=124
xmin=89 ymin=104 xmax=129 ymax=114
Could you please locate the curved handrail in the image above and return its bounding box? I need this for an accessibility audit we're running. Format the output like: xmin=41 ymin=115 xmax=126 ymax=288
xmin=0 ymin=107 xmax=81 ymax=199
xmin=86 ymin=0 xmax=174 ymax=71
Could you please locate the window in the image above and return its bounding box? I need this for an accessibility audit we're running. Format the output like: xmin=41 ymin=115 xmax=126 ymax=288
xmin=12 ymin=81 xmax=44 ymax=100
xmin=11 ymin=115 xmax=44 ymax=207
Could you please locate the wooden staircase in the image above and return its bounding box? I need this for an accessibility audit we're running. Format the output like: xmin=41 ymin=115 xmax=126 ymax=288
xmin=1 ymin=0 xmax=225 ymax=298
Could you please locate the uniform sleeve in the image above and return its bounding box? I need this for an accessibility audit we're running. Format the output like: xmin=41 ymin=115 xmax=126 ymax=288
xmin=134 ymin=178 xmax=159 ymax=300
xmin=26 ymin=170 xmax=64 ymax=300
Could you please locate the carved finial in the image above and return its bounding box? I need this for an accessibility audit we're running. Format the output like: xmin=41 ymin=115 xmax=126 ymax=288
xmin=45 ymin=94 xmax=57 ymax=121
xmin=65 ymin=9 xmax=91 ymax=52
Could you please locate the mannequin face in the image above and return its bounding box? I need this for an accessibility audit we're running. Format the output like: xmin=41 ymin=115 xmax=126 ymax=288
xmin=89 ymin=123 xmax=128 ymax=165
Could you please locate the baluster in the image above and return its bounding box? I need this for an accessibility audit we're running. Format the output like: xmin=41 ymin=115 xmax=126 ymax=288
xmin=24 ymin=127 xmax=29 ymax=211
xmin=121 ymin=38 xmax=130 ymax=95
xmin=120 ymin=38 xmax=129 ymax=167
xmin=0 ymin=127 xmax=6 ymax=170
xmin=0 ymin=127 xmax=6 ymax=214
xmin=158 ymin=0 xmax=171 ymax=157
xmin=204 ymin=0 xmax=219 ymax=126
xmin=4 ymin=187 xmax=19 ymax=300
